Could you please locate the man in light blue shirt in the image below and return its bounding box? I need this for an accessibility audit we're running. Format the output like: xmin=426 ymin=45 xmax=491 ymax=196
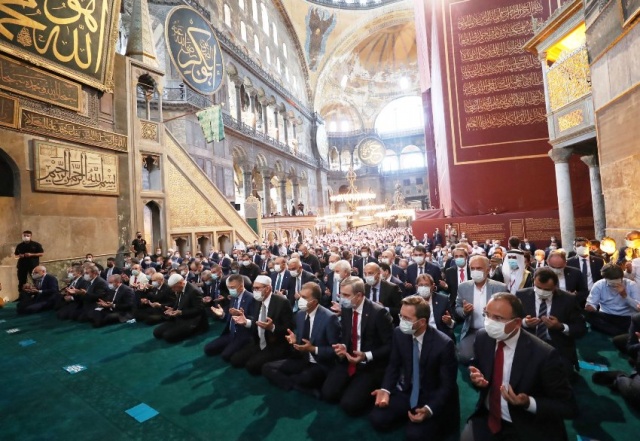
xmin=586 ymin=264 xmax=640 ymax=336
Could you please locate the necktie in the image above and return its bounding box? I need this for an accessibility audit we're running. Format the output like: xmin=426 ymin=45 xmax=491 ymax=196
xmin=581 ymin=258 xmax=588 ymax=279
xmin=276 ymin=274 xmax=282 ymax=291
xmin=489 ymin=341 xmax=506 ymax=434
xmin=333 ymin=278 xmax=340 ymax=302
xmin=418 ymin=266 xmax=423 ymax=275
xmin=259 ymin=304 xmax=267 ymax=349
xmin=459 ymin=268 xmax=465 ymax=283
xmin=372 ymin=287 xmax=378 ymax=303
xmin=537 ymin=300 xmax=548 ymax=340
xmin=409 ymin=337 xmax=420 ymax=408
xmin=348 ymin=311 xmax=359 ymax=376
xmin=230 ymin=296 xmax=239 ymax=332
xmin=303 ymin=314 xmax=311 ymax=341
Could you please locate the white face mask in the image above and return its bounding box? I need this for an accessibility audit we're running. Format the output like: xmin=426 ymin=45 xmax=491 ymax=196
xmin=413 ymin=256 xmax=424 ymax=265
xmin=290 ymin=270 xmax=299 ymax=277
xmin=575 ymin=246 xmax=589 ymax=257
xmin=399 ymin=318 xmax=417 ymax=335
xmin=242 ymin=260 xmax=251 ymax=266
xmin=297 ymin=297 xmax=309 ymax=312
xmin=328 ymin=262 xmax=336 ymax=271
xmin=253 ymin=290 xmax=263 ymax=301
xmin=379 ymin=258 xmax=389 ymax=265
xmin=534 ymin=286 xmax=553 ymax=300
xmin=83 ymin=274 xmax=91 ymax=281
xmin=334 ymin=272 xmax=342 ymax=282
xmin=550 ymin=267 xmax=564 ymax=276
xmin=470 ymin=270 xmax=486 ymax=283
xmin=152 ymin=281 xmax=160 ymax=288
xmin=22 ymin=236 xmax=31 ymax=242
xmin=274 ymin=264 xmax=281 ymax=273
xmin=361 ymin=252 xmax=368 ymax=258
xmin=417 ymin=286 xmax=431 ymax=298
xmin=484 ymin=317 xmax=515 ymax=341
xmin=364 ymin=275 xmax=376 ymax=286
xmin=67 ymin=272 xmax=75 ymax=279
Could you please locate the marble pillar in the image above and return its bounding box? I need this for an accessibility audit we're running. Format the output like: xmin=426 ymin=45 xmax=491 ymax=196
xmin=262 ymin=177 xmax=272 ymax=215
xmin=279 ymin=180 xmax=287 ymax=214
xmin=548 ymin=148 xmax=575 ymax=248
xmin=262 ymin=104 xmax=269 ymax=134
xmin=581 ymin=155 xmax=606 ymax=239
xmin=293 ymin=181 xmax=300 ymax=205
xmin=235 ymin=85 xmax=242 ymax=123
xmin=243 ymin=171 xmax=253 ymax=199
xmin=283 ymin=117 xmax=289 ymax=146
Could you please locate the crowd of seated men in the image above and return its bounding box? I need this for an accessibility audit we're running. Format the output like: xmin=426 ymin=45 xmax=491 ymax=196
xmin=12 ymin=228 xmax=640 ymax=440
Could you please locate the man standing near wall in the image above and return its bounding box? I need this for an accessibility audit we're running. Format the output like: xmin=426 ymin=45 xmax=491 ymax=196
xmin=14 ymin=231 xmax=44 ymax=290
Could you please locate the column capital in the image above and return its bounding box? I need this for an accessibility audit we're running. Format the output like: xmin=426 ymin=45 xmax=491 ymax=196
xmin=580 ymin=154 xmax=599 ymax=168
xmin=548 ymin=148 xmax=573 ymax=164
xmin=538 ymin=51 xmax=547 ymax=63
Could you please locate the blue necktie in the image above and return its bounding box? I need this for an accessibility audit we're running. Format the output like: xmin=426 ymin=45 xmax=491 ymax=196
xmin=410 ymin=338 xmax=420 ymax=408
xmin=229 ymin=297 xmax=239 ymax=333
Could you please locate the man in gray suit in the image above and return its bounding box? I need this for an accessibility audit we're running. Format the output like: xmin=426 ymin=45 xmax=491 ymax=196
xmin=455 ymin=255 xmax=507 ymax=363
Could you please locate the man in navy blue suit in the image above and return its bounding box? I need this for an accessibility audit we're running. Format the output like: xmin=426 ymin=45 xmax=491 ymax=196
xmin=405 ymin=246 xmax=442 ymax=294
xmin=270 ymin=256 xmax=291 ymax=295
xmin=370 ymin=296 xmax=459 ymax=440
xmin=262 ymin=282 xmax=342 ymax=391
xmin=204 ymin=274 xmax=256 ymax=360
xmin=17 ymin=265 xmax=59 ymax=314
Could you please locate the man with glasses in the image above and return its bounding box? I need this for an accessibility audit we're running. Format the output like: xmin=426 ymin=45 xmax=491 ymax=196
xmin=462 ymin=293 xmax=577 ymax=441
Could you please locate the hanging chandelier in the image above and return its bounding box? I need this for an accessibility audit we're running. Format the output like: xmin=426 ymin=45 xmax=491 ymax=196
xmin=329 ymin=167 xmax=376 ymax=207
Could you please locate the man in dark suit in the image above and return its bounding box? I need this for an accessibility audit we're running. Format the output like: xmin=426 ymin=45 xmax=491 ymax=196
xmin=268 ymin=241 xmax=280 ymax=257
xmin=566 ymin=237 xmax=604 ymax=292
xmin=519 ymin=238 xmax=536 ymax=254
xmin=17 ymin=266 xmax=59 ymax=314
xmin=135 ymin=273 xmax=176 ymax=325
xmin=287 ymin=258 xmax=321 ymax=309
xmin=56 ymin=265 xmax=89 ymax=320
xmin=379 ymin=250 xmax=406 ymax=283
xmin=441 ymin=247 xmax=471 ymax=308
xmin=322 ymin=276 xmax=394 ymax=415
xmin=516 ymin=268 xmax=587 ymax=375
xmin=100 ymin=257 xmax=122 ymax=280
xmin=205 ymin=274 xmax=256 ymax=360
xmin=89 ymin=274 xmax=135 ymax=327
xmin=322 ymin=259 xmax=351 ymax=308
xmin=364 ymin=262 xmax=402 ymax=325
xmin=415 ymin=274 xmax=455 ymax=341
xmin=547 ymin=250 xmax=589 ymax=306
xmin=462 ymin=293 xmax=578 ymax=441
xmin=433 ymin=228 xmax=443 ymax=247
xmin=370 ymin=296 xmax=459 ymax=440
xmin=299 ymin=244 xmax=321 ymax=275
xmin=379 ymin=263 xmax=406 ymax=297
xmin=238 ymin=253 xmax=260 ymax=282
xmin=354 ymin=246 xmax=377 ymax=280
xmin=248 ymin=247 xmax=263 ymax=269
xmin=271 ymin=257 xmax=291 ymax=295
xmin=406 ymin=246 xmax=442 ymax=295
xmin=262 ymin=282 xmax=341 ymax=391
xmin=229 ymin=276 xmax=294 ymax=375
xmin=78 ymin=265 xmax=110 ymax=323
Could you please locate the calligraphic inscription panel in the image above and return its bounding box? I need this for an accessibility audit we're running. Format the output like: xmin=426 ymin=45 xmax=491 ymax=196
xmin=34 ymin=140 xmax=118 ymax=196
xmin=165 ymin=6 xmax=224 ymax=95
xmin=445 ymin=0 xmax=553 ymax=161
xmin=0 ymin=92 xmax=18 ymax=128
xmin=0 ymin=0 xmax=122 ymax=91
xmin=21 ymin=109 xmax=128 ymax=152
xmin=357 ymin=138 xmax=386 ymax=166
xmin=0 ymin=54 xmax=82 ymax=111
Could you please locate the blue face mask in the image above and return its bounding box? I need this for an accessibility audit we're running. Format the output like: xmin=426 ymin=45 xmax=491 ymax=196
xmin=339 ymin=297 xmax=353 ymax=309
xmin=228 ymin=288 xmax=239 ymax=297
xmin=508 ymin=260 xmax=519 ymax=270
xmin=205 ymin=280 xmax=212 ymax=286
xmin=455 ymin=257 xmax=466 ymax=267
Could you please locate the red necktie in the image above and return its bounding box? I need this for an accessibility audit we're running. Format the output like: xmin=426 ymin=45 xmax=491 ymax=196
xmin=489 ymin=341 xmax=506 ymax=434
xmin=459 ymin=268 xmax=464 ymax=283
xmin=348 ymin=311 xmax=359 ymax=376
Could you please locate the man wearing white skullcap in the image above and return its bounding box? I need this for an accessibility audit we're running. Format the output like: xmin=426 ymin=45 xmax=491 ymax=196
xmin=153 ymin=274 xmax=208 ymax=343
xmin=226 ymin=274 xmax=294 ymax=375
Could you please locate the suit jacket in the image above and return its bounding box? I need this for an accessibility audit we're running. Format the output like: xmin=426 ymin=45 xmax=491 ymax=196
xmin=365 ymin=280 xmax=402 ymax=324
xmin=286 ymin=270 xmax=321 ymax=307
xmin=240 ymin=262 xmax=261 ymax=282
xmin=251 ymin=293 xmax=294 ymax=348
xmin=456 ymin=279 xmax=508 ymax=340
xmin=268 ymin=244 xmax=280 ymax=256
xmin=561 ymin=266 xmax=589 ymax=305
xmin=171 ymin=282 xmax=206 ymax=328
xmin=430 ymin=292 xmax=456 ymax=341
xmin=82 ymin=277 xmax=109 ymax=311
xmin=387 ymin=275 xmax=406 ymax=297
xmin=391 ymin=264 xmax=407 ymax=283
xmin=406 ymin=262 xmax=443 ymax=292
xmin=382 ymin=327 xmax=459 ymax=426
xmin=444 ymin=264 xmax=471 ymax=307
xmin=35 ymin=274 xmax=59 ymax=306
xmin=354 ymin=256 xmax=378 ymax=280
xmin=339 ymin=298 xmax=394 ymax=372
xmin=471 ymin=330 xmax=578 ymax=441
xmin=251 ymin=254 xmax=264 ymax=268
xmin=100 ymin=266 xmax=122 ymax=280
xmin=220 ymin=291 xmax=256 ymax=337
xmin=516 ymin=288 xmax=586 ymax=369
xmin=141 ymin=282 xmax=176 ymax=307
xmin=294 ymin=305 xmax=341 ymax=368
xmin=104 ymin=284 xmax=135 ymax=320
xmin=322 ymin=271 xmax=340 ymax=307
xmin=566 ymin=255 xmax=604 ymax=285
xmin=627 ymin=313 xmax=640 ymax=365
xmin=301 ymin=253 xmax=321 ymax=275
xmin=271 ymin=270 xmax=291 ymax=294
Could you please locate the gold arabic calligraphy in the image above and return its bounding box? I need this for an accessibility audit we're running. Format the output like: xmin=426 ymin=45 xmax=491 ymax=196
xmin=170 ymin=19 xmax=218 ymax=87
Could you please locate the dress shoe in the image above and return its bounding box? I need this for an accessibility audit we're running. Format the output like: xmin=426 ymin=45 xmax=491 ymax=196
xmin=592 ymin=370 xmax=625 ymax=386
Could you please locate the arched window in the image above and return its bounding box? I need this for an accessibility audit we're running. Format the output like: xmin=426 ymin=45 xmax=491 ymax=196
xmin=282 ymin=42 xmax=288 ymax=59
xmin=272 ymin=23 xmax=278 ymax=45
xmin=224 ymin=4 xmax=231 ymax=27
xmin=254 ymin=34 xmax=260 ymax=53
xmin=340 ymin=150 xmax=352 ymax=170
xmin=266 ymin=46 xmax=271 ymax=64
xmin=0 ymin=150 xmax=17 ymax=197
xmin=240 ymin=21 xmax=247 ymax=41
xmin=252 ymin=0 xmax=258 ymax=22
xmin=399 ymin=145 xmax=425 ymax=169
xmin=285 ymin=66 xmax=290 ymax=82
xmin=276 ymin=57 xmax=281 ymax=74
xmin=375 ymin=96 xmax=424 ymax=134
xmin=239 ymin=0 xmax=245 ymax=10
xmin=261 ymin=2 xmax=269 ymax=35
xmin=381 ymin=149 xmax=399 ymax=172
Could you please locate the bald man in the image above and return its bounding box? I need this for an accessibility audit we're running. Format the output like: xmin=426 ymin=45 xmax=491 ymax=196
xmin=153 ymin=275 xmax=208 ymax=343
xmin=17 ymin=266 xmax=59 ymax=314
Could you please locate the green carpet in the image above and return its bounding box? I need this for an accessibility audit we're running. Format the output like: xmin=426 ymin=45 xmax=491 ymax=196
xmin=0 ymin=303 xmax=637 ymax=441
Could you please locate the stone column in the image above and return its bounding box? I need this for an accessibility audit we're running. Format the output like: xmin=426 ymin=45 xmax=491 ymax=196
xmin=548 ymin=148 xmax=575 ymax=247
xmin=250 ymin=94 xmax=257 ymax=130
xmin=293 ymin=181 xmax=300 ymax=205
xmin=273 ymin=109 xmax=279 ymax=140
xmin=262 ymin=102 xmax=269 ymax=135
xmin=283 ymin=116 xmax=289 ymax=146
xmin=235 ymin=84 xmax=242 ymax=123
xmin=243 ymin=170 xmax=253 ymax=199
xmin=581 ymin=154 xmax=606 ymax=239
xmin=279 ymin=179 xmax=287 ymax=214
xmin=262 ymin=174 xmax=272 ymax=215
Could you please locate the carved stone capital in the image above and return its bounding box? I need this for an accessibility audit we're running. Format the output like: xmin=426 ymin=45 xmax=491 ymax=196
xmin=548 ymin=148 xmax=573 ymax=164
xmin=580 ymin=154 xmax=599 ymax=168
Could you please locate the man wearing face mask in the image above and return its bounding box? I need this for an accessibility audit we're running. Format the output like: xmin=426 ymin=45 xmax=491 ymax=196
xmin=130 ymin=231 xmax=147 ymax=258
xmin=228 ymin=276 xmax=294 ymax=375
xmin=324 ymin=260 xmax=352 ymax=310
xmin=239 ymin=253 xmax=260 ymax=282
xmin=77 ymin=266 xmax=109 ymax=323
xmin=17 ymin=266 xmax=59 ymax=314
xmin=379 ymin=263 xmax=405 ymax=296
xmin=136 ymin=273 xmax=176 ymax=325
xmin=100 ymin=257 xmax=122 ymax=280
xmin=501 ymin=250 xmax=533 ymax=295
xmin=287 ymin=258 xmax=321 ymax=310
xmin=370 ymin=296 xmax=459 ymax=440
xmin=379 ymin=249 xmax=407 ymax=283
xmin=406 ymin=246 xmax=442 ymax=295
xmin=355 ymin=246 xmax=377 ymax=280
xmin=271 ymin=256 xmax=291 ymax=296
xmin=415 ymin=274 xmax=455 ymax=341
xmin=89 ymin=274 xmax=135 ymax=328
xmin=585 ymin=264 xmax=640 ymax=336
xmin=322 ymin=276 xmax=394 ymax=416
xmin=462 ymin=293 xmax=577 ymax=441
xmin=299 ymin=244 xmax=321 ymax=276
xmin=128 ymin=264 xmax=149 ymax=290
xmin=364 ymin=263 xmax=402 ymax=325
xmin=441 ymin=247 xmax=471 ymax=308
xmin=205 ymin=274 xmax=257 ymax=359
xmin=14 ymin=230 xmax=44 ymax=290
xmin=567 ymin=237 xmax=604 ymax=292
xmin=532 ymin=249 xmax=546 ymax=269
xmin=456 ymin=256 xmax=508 ymax=364
xmin=546 ymin=250 xmax=588 ymax=306
xmin=262 ymin=282 xmax=342 ymax=392
xmin=516 ymin=268 xmax=587 ymax=376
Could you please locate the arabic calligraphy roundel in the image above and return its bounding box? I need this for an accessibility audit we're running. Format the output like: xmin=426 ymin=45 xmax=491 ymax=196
xmin=357 ymin=137 xmax=386 ymax=166
xmin=165 ymin=6 xmax=224 ymax=95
